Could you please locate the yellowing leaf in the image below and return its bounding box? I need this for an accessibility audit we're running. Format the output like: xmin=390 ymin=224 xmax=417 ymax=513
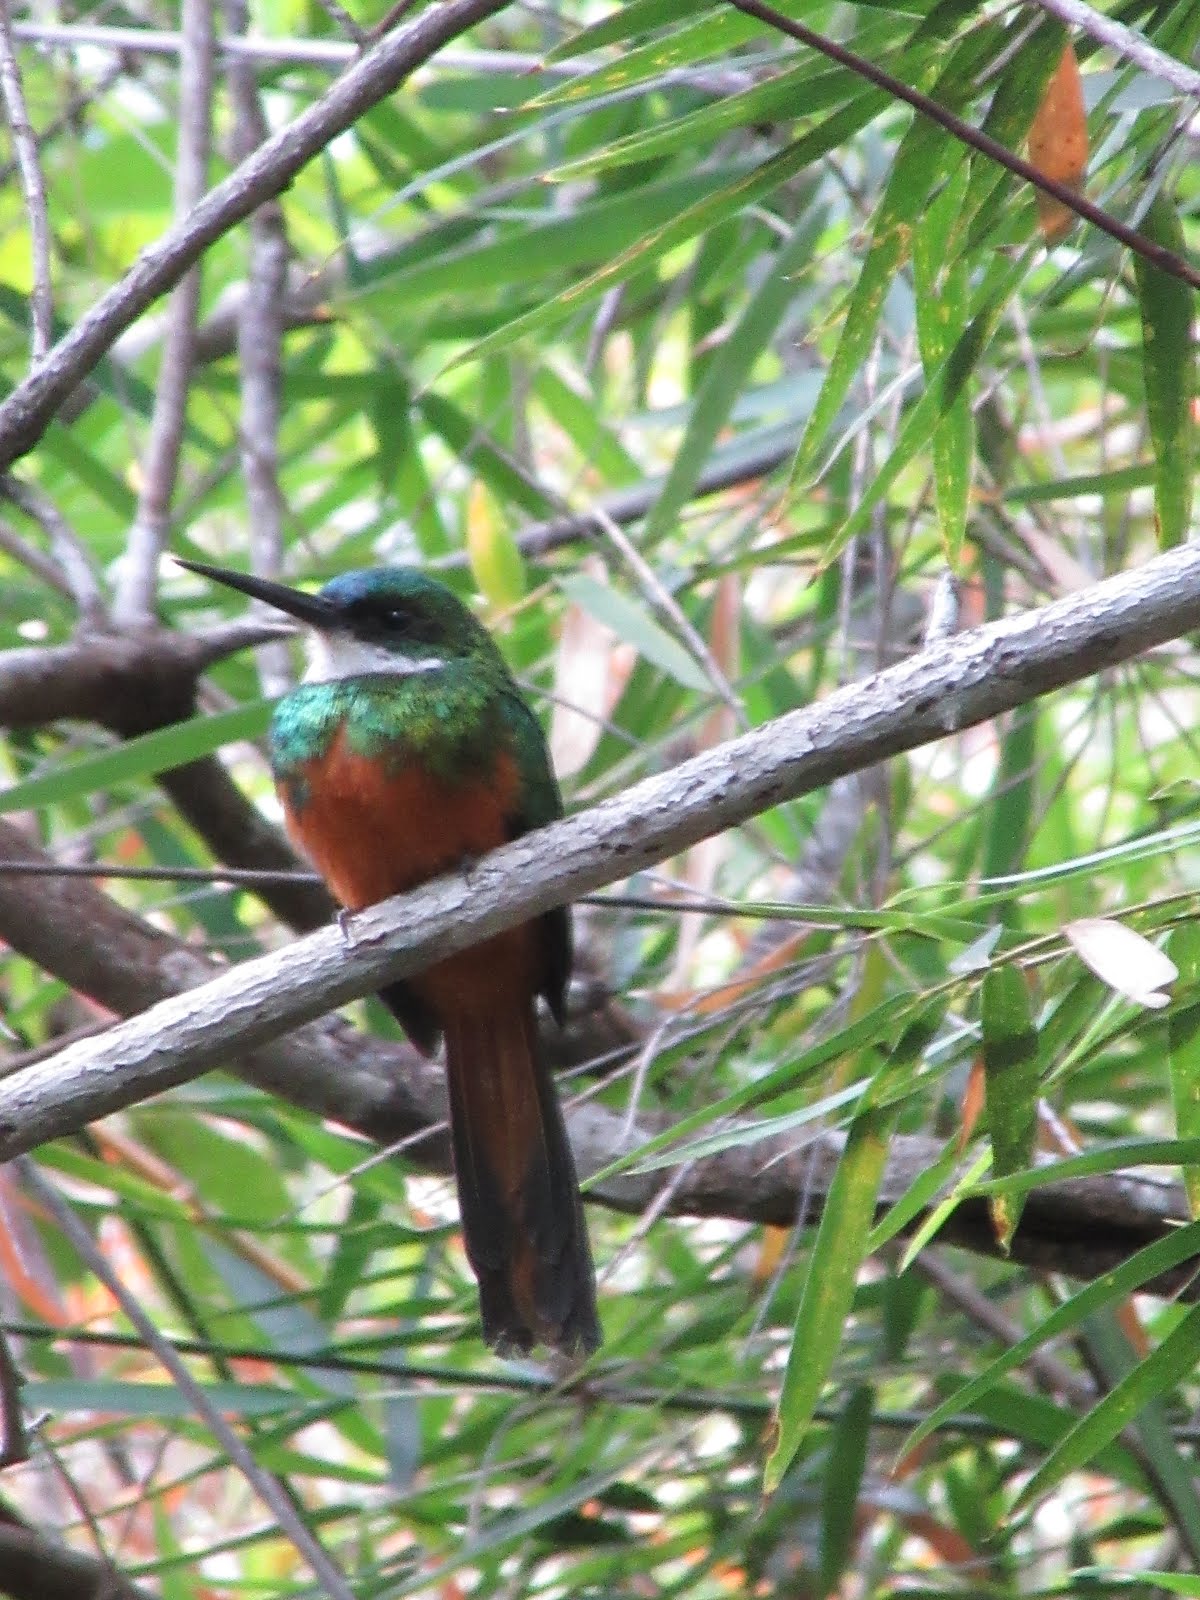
xmin=465 ymin=482 xmax=526 ymax=610
xmin=1064 ymin=917 xmax=1178 ymax=1009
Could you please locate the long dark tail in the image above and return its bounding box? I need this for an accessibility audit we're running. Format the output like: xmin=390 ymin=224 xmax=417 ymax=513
xmin=444 ymin=1001 xmax=600 ymax=1355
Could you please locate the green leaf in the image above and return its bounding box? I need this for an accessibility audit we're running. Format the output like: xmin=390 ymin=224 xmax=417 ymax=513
xmin=765 ymin=1105 xmax=893 ymax=1491
xmin=1168 ymin=924 xmax=1200 ymax=1215
xmin=904 ymin=1218 xmax=1200 ymax=1457
xmin=1014 ymin=1301 xmax=1200 ymax=1513
xmin=1135 ymin=192 xmax=1197 ymax=549
xmin=645 ymin=192 xmax=825 ymax=547
xmin=558 ymin=573 xmax=710 ymax=692
xmin=912 ymin=162 xmax=973 ymax=565
xmin=819 ymin=1385 xmax=874 ymax=1593
xmin=449 ymin=116 xmax=880 ymax=370
xmin=0 ymin=703 xmax=272 ymax=815
xmin=981 ymin=964 xmax=1039 ymax=1251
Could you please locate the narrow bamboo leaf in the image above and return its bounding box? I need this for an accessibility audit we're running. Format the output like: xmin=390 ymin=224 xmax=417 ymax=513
xmin=646 ymin=194 xmax=825 ymax=546
xmin=559 ymin=573 xmax=710 ymax=692
xmin=546 ymin=0 xmax=716 ymax=60
xmin=448 ymin=111 xmax=881 ymax=371
xmin=1070 ymin=1573 xmax=1200 ymax=1596
xmin=532 ymin=5 xmax=797 ymax=103
xmin=1014 ymin=1302 xmax=1200 ymax=1513
xmin=904 ymin=1219 xmax=1200 ymax=1457
xmin=813 ymin=252 xmax=1026 ymax=567
xmin=355 ymin=167 xmax=751 ymax=309
xmin=897 ymin=1146 xmax=991 ymax=1270
xmin=968 ymin=1136 xmax=1200 ymax=1197
xmin=819 ymin=1385 xmax=874 ymax=1593
xmin=866 ymin=1135 xmax=960 ymax=1251
xmin=24 ymin=1378 xmax=299 ymax=1419
xmin=1168 ymin=924 xmax=1200 ymax=1215
xmin=913 ymin=163 xmax=972 ymax=564
xmin=465 ymin=481 xmax=526 ymax=609
xmin=1135 ymin=192 xmax=1197 ymax=549
xmin=550 ymin=60 xmax=856 ymax=179
xmin=981 ymin=705 xmax=1037 ymax=887
xmin=765 ymin=1105 xmax=894 ymax=1492
xmin=532 ymin=366 xmax=640 ymax=484
xmin=981 ymin=965 xmax=1038 ymax=1251
xmin=1081 ymin=1310 xmax=1200 ymax=1559
xmin=794 ymin=113 xmax=954 ymax=477
xmin=0 ymin=703 xmax=271 ymax=815
xmin=589 ymin=992 xmax=926 ymax=1188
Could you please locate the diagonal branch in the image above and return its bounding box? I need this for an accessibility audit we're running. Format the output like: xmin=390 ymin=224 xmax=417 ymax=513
xmin=728 ymin=0 xmax=1200 ymax=291
xmin=3 ymin=541 xmax=1200 ymax=1161
xmin=0 ymin=0 xmax=514 ymax=472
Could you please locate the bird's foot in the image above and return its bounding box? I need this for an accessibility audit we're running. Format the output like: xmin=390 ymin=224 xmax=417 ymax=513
xmin=335 ymin=908 xmax=359 ymax=949
xmin=459 ymin=852 xmax=480 ymax=887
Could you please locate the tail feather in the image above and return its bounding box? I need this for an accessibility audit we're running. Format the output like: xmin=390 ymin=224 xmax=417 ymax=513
xmin=444 ymin=1003 xmax=600 ymax=1355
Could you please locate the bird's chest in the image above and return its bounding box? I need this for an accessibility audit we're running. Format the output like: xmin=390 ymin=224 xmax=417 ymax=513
xmin=278 ymin=721 xmax=521 ymax=913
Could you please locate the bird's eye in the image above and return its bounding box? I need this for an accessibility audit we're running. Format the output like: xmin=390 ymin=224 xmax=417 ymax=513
xmin=385 ymin=608 xmax=410 ymax=630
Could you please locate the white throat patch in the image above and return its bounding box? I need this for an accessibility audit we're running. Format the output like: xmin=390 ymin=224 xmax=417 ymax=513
xmin=303 ymin=630 xmax=445 ymax=683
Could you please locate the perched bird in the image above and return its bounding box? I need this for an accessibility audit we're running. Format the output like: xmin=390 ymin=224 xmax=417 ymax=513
xmin=177 ymin=558 xmax=600 ymax=1356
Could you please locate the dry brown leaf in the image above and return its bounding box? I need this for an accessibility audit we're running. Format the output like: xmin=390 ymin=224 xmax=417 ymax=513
xmin=1027 ymin=43 xmax=1088 ymax=244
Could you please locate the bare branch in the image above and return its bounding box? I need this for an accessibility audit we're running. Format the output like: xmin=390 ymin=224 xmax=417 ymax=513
xmin=0 ymin=819 xmax=1188 ymax=1297
xmin=116 ymin=0 xmax=215 ymax=629
xmin=16 ymin=1159 xmax=359 ymax=1600
xmin=1025 ymin=0 xmax=1200 ymax=98
xmin=0 ymin=12 xmax=54 ymax=362
xmin=0 ymin=1517 xmax=156 ymax=1600
xmin=3 ymin=540 xmax=1200 ymax=1164
xmin=0 ymin=1326 xmax=27 ymax=1470
xmin=0 ymin=0 xmax=516 ymax=472
xmin=224 ymin=0 xmax=294 ymax=698
xmin=1 ymin=477 xmax=106 ymax=624
xmin=0 ymin=620 xmax=289 ymax=729
xmin=8 ymin=19 xmax=567 ymax=78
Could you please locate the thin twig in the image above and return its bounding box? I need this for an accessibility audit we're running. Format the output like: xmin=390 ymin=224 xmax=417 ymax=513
xmin=116 ymin=0 xmax=215 ymax=629
xmin=727 ymin=0 xmax=1200 ymax=291
xmin=0 ymin=0 xmax=517 ymax=472
xmin=225 ymin=0 xmax=294 ymax=697
xmin=9 ymin=19 xmax=569 ymax=77
xmin=0 ymin=1324 xmax=28 ymax=1468
xmin=0 ymin=476 xmax=106 ymax=623
xmin=1025 ymin=0 xmax=1200 ymax=99
xmin=590 ymin=505 xmax=744 ymax=719
xmin=16 ymin=1158 xmax=360 ymax=1600
xmin=0 ymin=10 xmax=54 ymax=362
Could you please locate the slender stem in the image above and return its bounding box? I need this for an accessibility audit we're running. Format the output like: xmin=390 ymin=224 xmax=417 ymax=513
xmin=116 ymin=0 xmax=215 ymax=627
xmin=727 ymin=0 xmax=1200 ymax=291
xmin=0 ymin=7 xmax=54 ymax=361
xmin=17 ymin=1158 xmax=360 ymax=1600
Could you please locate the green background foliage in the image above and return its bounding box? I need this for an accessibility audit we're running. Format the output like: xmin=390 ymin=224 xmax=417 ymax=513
xmin=0 ymin=0 xmax=1197 ymax=1594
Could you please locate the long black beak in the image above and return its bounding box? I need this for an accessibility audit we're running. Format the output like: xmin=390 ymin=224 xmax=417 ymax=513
xmin=174 ymin=557 xmax=337 ymax=628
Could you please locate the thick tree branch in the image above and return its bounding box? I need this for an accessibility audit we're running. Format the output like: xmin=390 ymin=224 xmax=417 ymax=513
xmin=1 ymin=545 xmax=1200 ymax=1268
xmin=0 ymin=834 xmax=1189 ymax=1295
xmin=0 ymin=0 xmax=513 ymax=471
xmin=0 ymin=1518 xmax=156 ymax=1600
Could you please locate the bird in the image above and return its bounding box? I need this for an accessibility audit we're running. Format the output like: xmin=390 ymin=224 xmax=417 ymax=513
xmin=176 ymin=557 xmax=600 ymax=1356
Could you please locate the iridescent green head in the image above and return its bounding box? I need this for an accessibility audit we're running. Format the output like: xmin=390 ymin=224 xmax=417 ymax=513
xmin=176 ymin=559 xmax=503 ymax=681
